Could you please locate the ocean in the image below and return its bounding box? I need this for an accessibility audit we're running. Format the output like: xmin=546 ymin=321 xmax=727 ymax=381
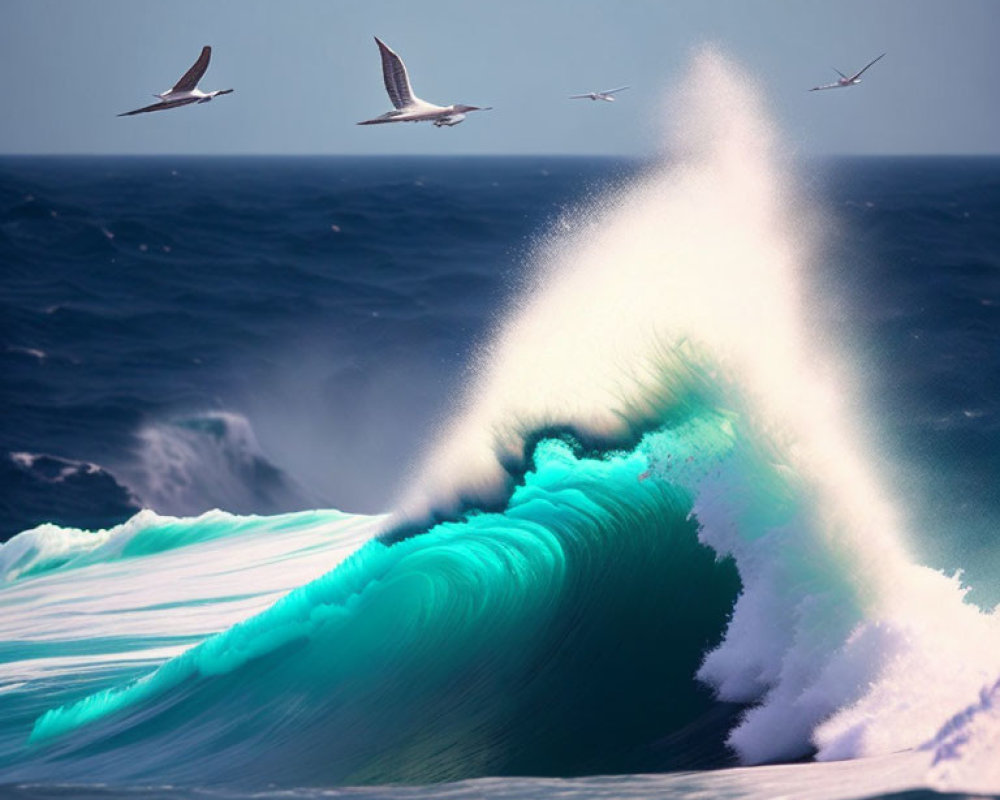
xmin=1 ymin=57 xmax=998 ymax=799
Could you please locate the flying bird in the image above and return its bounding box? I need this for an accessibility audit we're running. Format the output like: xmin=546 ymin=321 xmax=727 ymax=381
xmin=358 ymin=37 xmax=491 ymax=128
xmin=809 ymin=53 xmax=886 ymax=92
xmin=569 ymin=86 xmax=630 ymax=102
xmin=119 ymin=46 xmax=233 ymax=116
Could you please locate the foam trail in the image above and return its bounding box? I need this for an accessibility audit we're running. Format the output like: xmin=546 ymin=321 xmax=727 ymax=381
xmin=396 ymin=48 xmax=1000 ymax=768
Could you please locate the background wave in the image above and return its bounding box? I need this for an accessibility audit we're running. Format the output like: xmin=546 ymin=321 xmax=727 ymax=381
xmin=122 ymin=411 xmax=317 ymax=516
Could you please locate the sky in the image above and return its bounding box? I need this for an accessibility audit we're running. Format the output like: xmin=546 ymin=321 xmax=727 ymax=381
xmin=1 ymin=0 xmax=998 ymax=156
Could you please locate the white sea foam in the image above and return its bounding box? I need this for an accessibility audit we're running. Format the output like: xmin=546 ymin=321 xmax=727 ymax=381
xmin=6 ymin=346 xmax=47 ymax=361
xmin=9 ymin=451 xmax=105 ymax=483
xmin=0 ymin=508 xmax=218 ymax=582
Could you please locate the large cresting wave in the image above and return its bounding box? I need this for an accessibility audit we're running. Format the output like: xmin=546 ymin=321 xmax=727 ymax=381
xmin=1 ymin=48 xmax=998 ymax=795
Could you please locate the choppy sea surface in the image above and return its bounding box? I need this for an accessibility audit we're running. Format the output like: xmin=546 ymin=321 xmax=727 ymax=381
xmin=1 ymin=59 xmax=999 ymax=800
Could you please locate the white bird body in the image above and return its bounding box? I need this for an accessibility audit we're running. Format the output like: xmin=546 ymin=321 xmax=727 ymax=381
xmin=120 ymin=46 xmax=233 ymax=116
xmin=358 ymin=37 xmax=490 ymax=127
xmin=810 ymin=53 xmax=886 ymax=92
xmin=570 ymin=86 xmax=630 ymax=102
xmin=154 ymin=88 xmax=229 ymax=104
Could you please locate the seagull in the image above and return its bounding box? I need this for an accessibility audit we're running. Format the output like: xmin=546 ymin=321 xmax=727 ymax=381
xmin=118 ymin=46 xmax=233 ymax=116
xmin=569 ymin=87 xmax=630 ymax=102
xmin=358 ymin=37 xmax=491 ymax=128
xmin=809 ymin=53 xmax=886 ymax=92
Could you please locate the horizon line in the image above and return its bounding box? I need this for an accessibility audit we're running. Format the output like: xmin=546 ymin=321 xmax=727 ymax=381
xmin=2 ymin=151 xmax=1000 ymax=159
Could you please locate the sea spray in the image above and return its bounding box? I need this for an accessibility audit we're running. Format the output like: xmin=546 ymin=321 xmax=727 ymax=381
xmin=392 ymin=46 xmax=1000 ymax=768
xmin=124 ymin=411 xmax=315 ymax=516
xmin=393 ymin=47 xmax=822 ymax=525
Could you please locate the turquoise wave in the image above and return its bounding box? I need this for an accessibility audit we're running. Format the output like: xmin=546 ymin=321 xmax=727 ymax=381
xmin=18 ymin=411 xmax=742 ymax=786
xmin=0 ymin=508 xmax=346 ymax=582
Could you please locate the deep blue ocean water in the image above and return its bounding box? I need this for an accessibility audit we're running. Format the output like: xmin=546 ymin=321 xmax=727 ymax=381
xmin=1 ymin=156 xmax=634 ymax=529
xmin=1 ymin=154 xmax=998 ymax=799
xmin=3 ymin=155 xmax=998 ymax=591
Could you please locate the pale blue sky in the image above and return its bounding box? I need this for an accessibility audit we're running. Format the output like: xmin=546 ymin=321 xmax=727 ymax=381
xmin=1 ymin=0 xmax=997 ymax=155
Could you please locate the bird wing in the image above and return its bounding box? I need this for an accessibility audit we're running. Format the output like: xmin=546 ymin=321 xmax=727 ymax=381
xmin=358 ymin=105 xmax=453 ymax=125
xmin=171 ymin=46 xmax=212 ymax=93
xmin=809 ymin=81 xmax=851 ymax=92
xmin=602 ymin=86 xmax=630 ymax=95
xmin=118 ymin=97 xmax=201 ymax=116
xmin=849 ymin=52 xmax=886 ymax=82
xmin=833 ymin=68 xmax=849 ymax=79
xmin=374 ymin=37 xmax=418 ymax=109
xmin=357 ymin=110 xmax=408 ymax=125
xmin=569 ymin=93 xmax=593 ymax=99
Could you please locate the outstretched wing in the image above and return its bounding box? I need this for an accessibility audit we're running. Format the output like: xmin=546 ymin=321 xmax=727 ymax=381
xmin=569 ymin=93 xmax=593 ymax=99
xmin=357 ymin=110 xmax=407 ymax=125
xmin=374 ymin=37 xmax=417 ymax=109
xmin=809 ymin=82 xmax=842 ymax=92
xmin=602 ymin=86 xmax=630 ymax=95
xmin=172 ymin=46 xmax=212 ymax=93
xmin=849 ymin=52 xmax=886 ymax=82
xmin=118 ymin=97 xmax=200 ymax=116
